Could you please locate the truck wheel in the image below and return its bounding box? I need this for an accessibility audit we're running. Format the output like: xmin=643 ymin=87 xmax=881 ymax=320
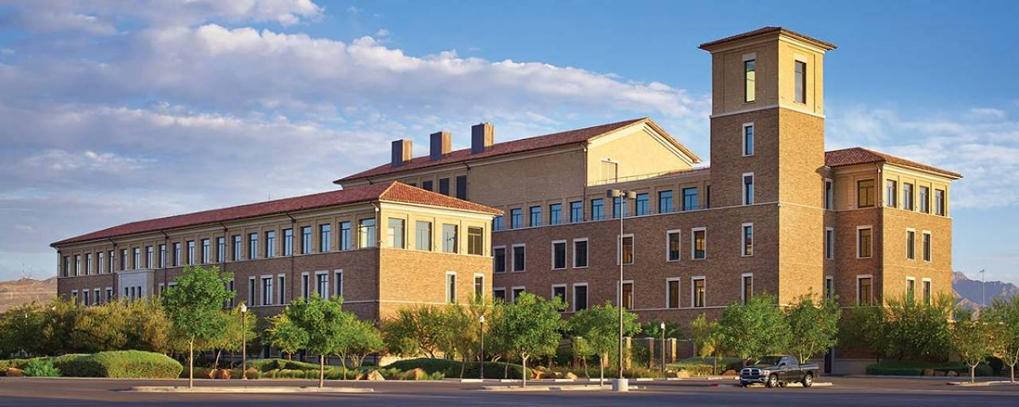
xmin=802 ymin=372 xmax=813 ymax=388
xmin=766 ymin=374 xmax=778 ymax=388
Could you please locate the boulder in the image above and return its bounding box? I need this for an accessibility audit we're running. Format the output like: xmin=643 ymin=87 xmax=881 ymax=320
xmin=367 ymin=370 xmax=386 ymax=381
xmin=947 ymin=370 xmax=958 ymax=377
xmin=675 ymin=369 xmax=691 ymax=379
xmin=5 ymin=368 xmax=24 ymax=377
xmin=214 ymin=369 xmax=232 ymax=380
xmin=721 ymin=369 xmax=738 ymax=377
xmin=564 ymin=372 xmax=578 ymax=380
xmin=244 ymin=367 xmax=259 ymax=380
xmin=354 ymin=372 xmax=365 ymax=381
xmin=402 ymin=368 xmax=429 ymax=380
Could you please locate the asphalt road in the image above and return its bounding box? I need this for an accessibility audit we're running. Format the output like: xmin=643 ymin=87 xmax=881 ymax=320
xmin=1 ymin=376 xmax=1017 ymax=406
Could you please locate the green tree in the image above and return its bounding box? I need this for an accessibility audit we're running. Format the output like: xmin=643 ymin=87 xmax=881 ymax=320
xmin=717 ymin=295 xmax=791 ymax=365
xmin=567 ymin=303 xmax=640 ymax=385
xmin=265 ymin=313 xmax=308 ymax=360
xmin=0 ymin=303 xmax=47 ymax=357
xmin=951 ymin=311 xmax=993 ymax=383
xmin=985 ymin=296 xmax=1019 ymax=382
xmin=839 ymin=304 xmax=888 ymax=361
xmin=283 ymin=295 xmax=349 ymax=388
xmin=690 ymin=313 xmax=722 ymax=374
xmin=334 ymin=317 xmax=384 ymax=370
xmin=123 ymin=299 xmax=172 ymax=353
xmin=382 ymin=306 xmax=448 ymax=358
xmin=571 ymin=336 xmax=595 ymax=378
xmin=161 ymin=265 xmax=232 ymax=388
xmin=884 ymin=296 xmax=952 ymax=361
xmin=207 ymin=304 xmax=257 ymax=368
xmin=501 ymin=293 xmax=564 ymax=387
xmin=785 ymin=295 xmax=841 ymax=364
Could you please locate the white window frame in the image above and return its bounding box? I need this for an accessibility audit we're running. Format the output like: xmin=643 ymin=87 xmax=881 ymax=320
xmin=824 ymin=276 xmax=834 ymax=300
xmin=511 ymin=243 xmax=526 ymax=272
xmin=856 ymin=225 xmax=873 ymax=259
xmin=620 ymin=280 xmax=635 ymax=310
xmin=824 ymin=178 xmax=834 ymax=210
xmin=277 ymin=273 xmax=286 ymax=305
xmin=301 ymin=271 xmax=310 ymax=299
xmin=665 ymin=277 xmax=681 ymax=309
xmin=665 ymin=229 xmax=681 ymax=262
xmin=551 ymin=240 xmax=567 ymax=270
xmin=493 ymin=245 xmax=507 ymax=273
xmin=922 ymin=230 xmax=932 ymax=262
xmin=856 ymin=274 xmax=874 ymax=305
xmin=473 ymin=273 xmax=485 ymax=301
xmin=551 ymin=284 xmax=567 ymax=303
xmin=741 ymin=272 xmax=753 ymax=303
xmin=906 ymin=276 xmax=916 ymax=299
xmin=260 ymin=274 xmax=274 ymax=306
xmin=510 ymin=286 xmax=526 ymax=303
xmin=445 ymin=271 xmax=457 ymax=304
xmin=691 ymin=276 xmax=706 ymax=308
xmin=922 ymin=278 xmax=933 ymax=305
xmin=691 ymin=227 xmax=707 ymax=260
xmin=742 ymin=172 xmax=755 ymax=205
xmin=742 ymin=122 xmax=755 ymax=157
xmin=824 ymin=227 xmax=835 ymax=260
xmin=315 ymin=271 xmax=329 ymax=298
xmin=905 ymin=228 xmax=916 ymax=260
xmin=247 ymin=276 xmax=256 ymax=307
xmin=741 ymin=222 xmax=754 ymax=257
xmin=493 ymin=287 xmax=506 ymax=301
xmin=333 ymin=269 xmax=344 ymax=299
xmin=572 ymin=283 xmax=588 ymax=312
xmin=617 ymin=233 xmax=635 ymax=266
xmin=572 ymin=238 xmax=589 ymax=269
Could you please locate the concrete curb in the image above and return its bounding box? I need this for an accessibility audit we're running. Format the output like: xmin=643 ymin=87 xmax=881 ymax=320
xmin=945 ymin=381 xmax=1019 ymax=387
xmin=127 ymin=386 xmax=374 ymax=394
xmin=482 ymin=384 xmax=611 ymax=392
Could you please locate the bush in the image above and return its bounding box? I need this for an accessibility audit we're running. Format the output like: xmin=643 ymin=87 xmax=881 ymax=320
xmin=668 ymin=357 xmax=744 ymax=376
xmin=54 ymin=351 xmax=182 ymax=378
xmin=386 ymin=358 xmax=523 ymax=379
xmin=23 ymin=358 xmax=61 ymax=377
xmin=0 ymin=358 xmax=32 ymax=371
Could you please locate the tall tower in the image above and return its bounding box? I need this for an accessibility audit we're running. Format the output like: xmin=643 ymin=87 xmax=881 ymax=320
xmin=700 ymin=27 xmax=836 ymax=303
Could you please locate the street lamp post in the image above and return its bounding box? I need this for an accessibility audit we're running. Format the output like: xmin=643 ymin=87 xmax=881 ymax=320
xmin=479 ymin=314 xmax=486 ymax=380
xmin=239 ymin=302 xmax=248 ymax=380
xmin=607 ymin=188 xmax=634 ymax=390
xmin=660 ymin=322 xmax=666 ymax=378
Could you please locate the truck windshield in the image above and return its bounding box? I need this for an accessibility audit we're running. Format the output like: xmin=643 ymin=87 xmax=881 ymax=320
xmin=756 ymin=356 xmax=784 ymax=365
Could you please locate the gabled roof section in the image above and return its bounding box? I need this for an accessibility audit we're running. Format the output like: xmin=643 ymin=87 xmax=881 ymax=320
xmin=699 ymin=26 xmax=837 ymax=52
xmin=335 ymin=117 xmax=700 ymax=184
xmin=825 ymin=147 xmax=962 ymax=179
xmin=52 ymin=182 xmax=500 ymax=247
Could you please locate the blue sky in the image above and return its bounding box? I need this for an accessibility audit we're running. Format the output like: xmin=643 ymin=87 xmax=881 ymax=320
xmin=0 ymin=0 xmax=1017 ymax=285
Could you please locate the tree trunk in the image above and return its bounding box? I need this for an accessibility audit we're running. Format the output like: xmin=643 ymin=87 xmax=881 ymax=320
xmin=504 ymin=359 xmax=509 ymax=379
xmin=319 ymin=354 xmax=325 ymax=388
xmin=599 ymin=354 xmax=605 ymax=386
xmin=521 ymin=355 xmax=528 ymax=388
xmin=214 ymin=349 xmax=222 ymax=369
xmin=1011 ymin=364 xmax=1015 ymax=383
xmin=188 ymin=339 xmax=194 ymax=389
xmin=459 ymin=355 xmax=466 ymax=378
xmin=970 ymin=364 xmax=976 ymax=383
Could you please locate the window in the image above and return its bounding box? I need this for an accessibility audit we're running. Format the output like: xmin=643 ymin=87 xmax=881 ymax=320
xmin=510 ymin=208 xmax=523 ymax=229
xmin=106 ymin=287 xmax=113 ymax=303
xmin=549 ymin=203 xmax=562 ymax=225
xmin=919 ymin=186 xmax=930 ymax=213
xmin=666 ymin=279 xmax=680 ymax=309
xmin=922 ymin=279 xmax=932 ymax=305
xmin=742 ymin=173 xmax=755 ymax=205
xmin=667 ymin=230 xmax=681 ymax=261
xmin=120 ymin=249 xmax=127 ymax=270
xmin=83 ymin=290 xmax=90 ymax=306
xmin=442 ymin=224 xmax=458 ymax=253
xmin=320 ymin=224 xmax=332 ymax=252
xmin=741 ymin=274 xmax=753 ymax=304
xmin=358 ymin=218 xmax=376 ymax=248
xmin=529 ymin=206 xmax=542 ymax=227
xmin=612 ymin=196 xmax=627 ymax=219
xmin=248 ymin=233 xmax=258 ymax=260
xmin=301 ymin=273 xmax=310 ymax=299
xmin=300 ymin=227 xmax=312 ymax=254
xmin=173 ymin=243 xmax=182 ymax=266
xmin=316 ymin=272 xmax=329 ymax=298
xmin=512 ymin=287 xmax=526 ymax=303
xmin=824 ymin=179 xmax=833 ymax=209
xmin=187 ymin=241 xmax=196 ymax=265
xmin=438 ymin=178 xmax=450 ymax=195
xmin=467 ymin=227 xmax=483 ymax=256
xmin=590 ymin=199 xmax=604 ymax=220
xmin=573 ymin=239 xmax=588 ymax=268
xmin=906 ymin=277 xmax=916 ymax=302
xmin=794 ymin=60 xmax=807 ymax=104
xmin=923 ymin=232 xmax=932 ymax=262
xmin=621 ymin=281 xmax=633 ymax=309
xmin=265 ymin=231 xmax=276 ymax=258
xmin=456 ymin=175 xmax=468 ymax=200
xmin=387 ymin=218 xmax=405 ymax=249
xmin=906 ymin=230 xmax=916 ymax=260
xmin=422 ymin=180 xmax=433 ymax=192
xmin=216 ymin=237 xmax=225 ymax=262
xmin=741 ymin=223 xmax=754 ymax=256
xmin=261 ymin=276 xmax=273 ymax=306
xmin=692 ymin=228 xmax=706 ymax=260
xmin=570 ymin=201 xmax=583 ymax=223
xmin=474 ymin=274 xmax=484 ymax=301
xmin=658 ymin=190 xmax=673 ymax=213
xmin=619 ymin=234 xmax=634 ymax=265
xmin=201 ymin=238 xmax=210 ymax=263
xmin=493 ymin=216 xmax=504 ymax=231
xmin=552 ymin=285 xmax=566 ymax=302
xmin=512 ymin=244 xmax=526 ymax=272
xmin=682 ymin=187 xmax=698 ymax=211
xmin=339 ymin=221 xmax=352 ymax=250
xmin=85 ymin=253 xmax=92 ymax=275
xmin=903 ymin=183 xmax=914 ymax=210
xmin=742 ymin=123 xmax=754 ymax=156
xmin=857 ymin=276 xmax=873 ymax=305
xmin=934 ymin=189 xmax=945 ymax=216
xmin=282 ymin=229 xmax=293 ymax=256
xmin=692 ymin=277 xmax=706 ymax=308
xmin=857 ymin=179 xmax=875 ymax=208
xmin=857 ymin=227 xmax=873 ymax=258
xmin=552 ymin=240 xmax=566 ymax=270
xmin=744 ymin=58 xmax=756 ymax=102
xmin=147 ymin=246 xmax=155 ymax=268
xmin=885 ymin=180 xmax=897 ymax=208
xmin=494 ymin=247 xmax=506 ymax=273
xmin=231 ymin=235 xmax=240 ymax=261
xmin=278 ymin=275 xmax=286 ymax=305
xmin=706 ymin=185 xmax=711 ymax=208
xmin=635 ymin=193 xmax=649 ymax=216
xmin=444 ymin=273 xmax=456 ymax=303
xmin=108 ymin=250 xmax=115 ymax=272
xmin=62 ymin=256 xmax=69 ymax=277
xmin=133 ymin=248 xmax=141 ymax=269
xmin=98 ymin=252 xmax=105 ymax=273
xmin=415 ymin=221 xmax=432 ymax=251
xmin=226 ymin=280 xmax=235 ymax=307
xmin=825 ymin=227 xmax=834 ymax=260
xmin=493 ymin=288 xmax=506 ymax=301
xmin=824 ymin=276 xmax=834 ymax=300
xmin=573 ymin=284 xmax=588 ymax=312
xmin=248 ymin=276 xmax=256 ymax=306
xmin=334 ymin=270 xmax=343 ymax=299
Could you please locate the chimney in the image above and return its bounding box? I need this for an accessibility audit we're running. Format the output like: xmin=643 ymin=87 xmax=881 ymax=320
xmin=471 ymin=122 xmax=494 ymax=154
xmin=391 ymin=139 xmax=412 ymax=167
xmin=429 ymin=131 xmax=451 ymax=160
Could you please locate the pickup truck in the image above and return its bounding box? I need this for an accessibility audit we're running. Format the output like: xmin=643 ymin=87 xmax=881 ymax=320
xmin=739 ymin=355 xmax=819 ymax=388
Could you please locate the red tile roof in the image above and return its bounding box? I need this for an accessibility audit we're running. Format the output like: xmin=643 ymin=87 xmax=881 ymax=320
xmin=698 ymin=26 xmax=837 ymax=51
xmin=52 ymin=182 xmax=500 ymax=247
xmin=825 ymin=147 xmax=962 ymax=179
xmin=336 ymin=117 xmax=700 ymax=184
